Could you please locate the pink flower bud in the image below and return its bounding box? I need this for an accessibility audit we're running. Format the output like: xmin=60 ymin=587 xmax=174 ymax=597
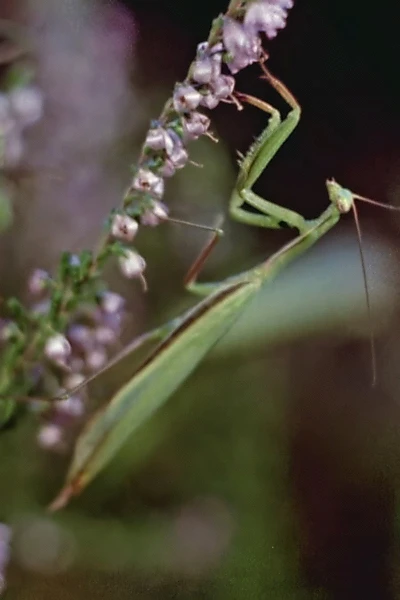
xmin=119 ymin=250 xmax=146 ymax=280
xmin=67 ymin=325 xmax=94 ymax=353
xmin=94 ymin=326 xmax=117 ymax=345
xmin=223 ymin=17 xmax=261 ymax=74
xmin=182 ymin=112 xmax=210 ymax=141
xmin=200 ymin=93 xmax=219 ymax=110
xmin=152 ymin=178 xmax=165 ymax=199
xmin=100 ymin=291 xmax=125 ymax=314
xmin=9 ymin=86 xmax=44 ymax=127
xmin=159 ymin=158 xmax=176 ymax=178
xmin=111 ymin=214 xmax=139 ymax=241
xmin=37 ymin=424 xmax=63 ymax=450
xmin=0 ymin=320 xmax=18 ymax=343
xmin=191 ymin=57 xmax=214 ymax=84
xmin=85 ymin=347 xmax=108 ymax=372
xmin=27 ymin=269 xmax=50 ymax=295
xmin=212 ymin=75 xmax=235 ymax=99
xmin=169 ymin=144 xmax=189 ymax=169
xmin=44 ymin=334 xmax=71 ymax=363
xmin=132 ymin=169 xmax=164 ymax=198
xmin=141 ymin=201 xmax=169 ymax=227
xmin=173 ymin=84 xmax=202 ymax=113
xmin=57 ymin=395 xmax=85 ymax=417
xmin=145 ymin=127 xmax=175 ymax=154
xmin=244 ymin=0 xmax=294 ymax=40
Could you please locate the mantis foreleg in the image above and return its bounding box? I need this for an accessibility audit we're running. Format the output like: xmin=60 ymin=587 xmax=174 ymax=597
xmin=230 ymin=65 xmax=308 ymax=234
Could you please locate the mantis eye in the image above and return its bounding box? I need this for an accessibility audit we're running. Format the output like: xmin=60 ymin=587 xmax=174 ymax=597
xmin=325 ymin=179 xmax=353 ymax=214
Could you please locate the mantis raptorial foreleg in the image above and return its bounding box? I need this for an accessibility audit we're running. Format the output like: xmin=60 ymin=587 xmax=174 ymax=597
xmin=185 ymin=64 xmax=322 ymax=298
xmin=229 ymin=64 xmax=308 ymax=234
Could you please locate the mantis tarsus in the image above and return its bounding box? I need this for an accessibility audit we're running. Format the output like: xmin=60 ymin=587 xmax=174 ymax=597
xmin=49 ymin=61 xmax=399 ymax=511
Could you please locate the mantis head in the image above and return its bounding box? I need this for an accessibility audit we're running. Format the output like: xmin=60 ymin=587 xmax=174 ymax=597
xmin=326 ymin=179 xmax=354 ymax=214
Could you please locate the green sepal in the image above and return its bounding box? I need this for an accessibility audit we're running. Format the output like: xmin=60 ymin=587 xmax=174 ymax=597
xmin=78 ymin=250 xmax=93 ymax=278
xmin=106 ymin=240 xmax=131 ymax=258
xmin=5 ymin=298 xmax=28 ymax=326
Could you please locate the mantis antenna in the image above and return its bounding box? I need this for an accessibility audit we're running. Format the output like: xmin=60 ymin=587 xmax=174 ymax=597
xmin=350 ymin=192 xmax=400 ymax=386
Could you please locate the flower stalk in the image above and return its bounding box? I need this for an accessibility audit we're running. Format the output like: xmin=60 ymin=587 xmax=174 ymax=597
xmin=0 ymin=0 xmax=295 ymax=443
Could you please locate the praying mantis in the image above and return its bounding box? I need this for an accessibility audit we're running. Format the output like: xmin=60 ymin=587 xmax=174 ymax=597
xmin=49 ymin=59 xmax=399 ymax=511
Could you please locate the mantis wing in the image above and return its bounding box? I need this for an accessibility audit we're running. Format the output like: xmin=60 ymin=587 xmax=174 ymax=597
xmin=49 ymin=280 xmax=257 ymax=510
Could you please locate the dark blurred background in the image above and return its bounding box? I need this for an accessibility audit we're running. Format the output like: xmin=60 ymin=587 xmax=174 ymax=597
xmin=1 ymin=0 xmax=400 ymax=598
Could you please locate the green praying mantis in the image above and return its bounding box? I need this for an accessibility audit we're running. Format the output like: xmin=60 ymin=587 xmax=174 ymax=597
xmin=49 ymin=60 xmax=399 ymax=511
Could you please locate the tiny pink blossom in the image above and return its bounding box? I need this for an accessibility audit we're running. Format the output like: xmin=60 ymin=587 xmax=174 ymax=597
xmin=223 ymin=17 xmax=261 ymax=74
